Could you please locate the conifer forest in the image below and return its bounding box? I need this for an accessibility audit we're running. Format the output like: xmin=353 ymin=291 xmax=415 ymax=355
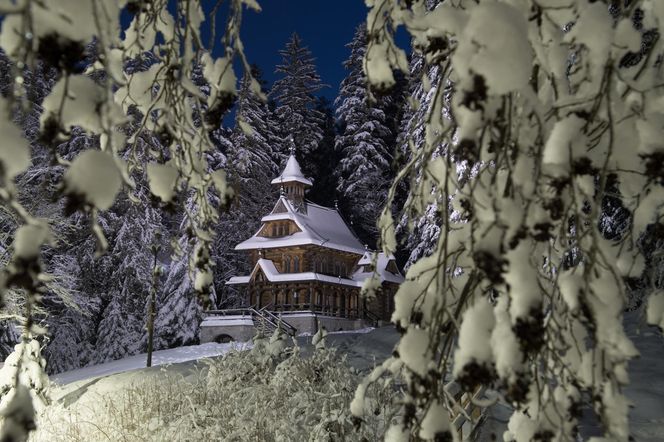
xmin=0 ymin=1 xmax=663 ymax=441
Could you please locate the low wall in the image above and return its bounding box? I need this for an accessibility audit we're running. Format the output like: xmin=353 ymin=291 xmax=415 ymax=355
xmin=200 ymin=316 xmax=255 ymax=343
xmin=280 ymin=312 xmax=368 ymax=334
xmin=200 ymin=311 xmax=371 ymax=342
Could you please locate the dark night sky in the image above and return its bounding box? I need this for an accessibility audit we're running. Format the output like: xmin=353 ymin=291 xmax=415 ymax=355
xmin=237 ymin=1 xmax=370 ymax=101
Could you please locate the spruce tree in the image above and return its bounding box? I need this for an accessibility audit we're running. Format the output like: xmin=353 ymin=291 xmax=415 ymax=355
xmin=270 ymin=33 xmax=325 ymax=177
xmin=335 ymin=25 xmax=394 ymax=244
xmin=395 ymin=54 xmax=445 ymax=268
xmin=306 ymin=97 xmax=341 ymax=206
xmin=231 ymin=67 xmax=280 ymax=195
xmin=154 ymin=236 xmax=201 ymax=350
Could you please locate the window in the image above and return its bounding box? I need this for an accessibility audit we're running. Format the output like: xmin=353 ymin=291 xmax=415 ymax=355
xmin=335 ymin=263 xmax=341 ymax=276
xmin=341 ymin=264 xmax=347 ymax=277
xmin=271 ymin=224 xmax=277 ymax=236
xmin=277 ymin=224 xmax=283 ymax=236
xmin=293 ymin=256 xmax=300 ymax=272
xmin=284 ymin=256 xmax=291 ymax=273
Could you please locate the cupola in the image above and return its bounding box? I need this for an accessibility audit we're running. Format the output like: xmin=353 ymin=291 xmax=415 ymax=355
xmin=271 ymin=142 xmax=311 ymax=211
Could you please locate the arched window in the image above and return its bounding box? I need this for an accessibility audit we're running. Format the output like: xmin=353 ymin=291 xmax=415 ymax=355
xmin=284 ymin=256 xmax=291 ymax=273
xmin=293 ymin=256 xmax=300 ymax=272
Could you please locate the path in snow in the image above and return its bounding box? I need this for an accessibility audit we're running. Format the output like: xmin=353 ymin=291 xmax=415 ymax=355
xmin=53 ymin=341 xmax=250 ymax=386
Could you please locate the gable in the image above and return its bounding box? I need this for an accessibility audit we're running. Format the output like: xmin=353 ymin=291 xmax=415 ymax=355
xmin=258 ymin=220 xmax=301 ymax=238
xmin=251 ymin=267 xmax=268 ymax=283
xmin=271 ymin=199 xmax=288 ymax=214
xmin=386 ymin=260 xmax=399 ymax=274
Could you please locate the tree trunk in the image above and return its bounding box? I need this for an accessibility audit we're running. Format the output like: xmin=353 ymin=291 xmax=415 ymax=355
xmin=146 ymin=247 xmax=160 ymax=368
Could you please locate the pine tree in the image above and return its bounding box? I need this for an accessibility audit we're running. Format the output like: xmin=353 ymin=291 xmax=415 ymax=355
xmin=335 ymin=25 xmax=394 ymax=245
xmin=270 ymin=33 xmax=325 ymax=177
xmin=394 ymin=53 xmax=449 ymax=269
xmin=93 ymin=129 xmax=166 ymax=362
xmin=154 ymin=237 xmax=201 ymax=350
xmin=306 ymin=97 xmax=342 ymax=206
xmin=231 ymin=67 xmax=280 ymax=195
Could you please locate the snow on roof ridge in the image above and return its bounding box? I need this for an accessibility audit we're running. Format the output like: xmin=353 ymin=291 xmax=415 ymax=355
xmin=304 ymin=200 xmax=336 ymax=211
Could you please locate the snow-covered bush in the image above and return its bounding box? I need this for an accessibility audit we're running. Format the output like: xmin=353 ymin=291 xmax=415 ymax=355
xmin=31 ymin=331 xmax=396 ymax=441
xmin=356 ymin=1 xmax=664 ymax=441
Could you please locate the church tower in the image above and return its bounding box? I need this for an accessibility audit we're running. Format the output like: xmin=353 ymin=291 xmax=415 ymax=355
xmin=270 ymin=144 xmax=311 ymax=213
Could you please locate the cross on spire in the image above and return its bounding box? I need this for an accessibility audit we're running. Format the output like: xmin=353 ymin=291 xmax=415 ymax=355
xmin=288 ymin=135 xmax=296 ymax=156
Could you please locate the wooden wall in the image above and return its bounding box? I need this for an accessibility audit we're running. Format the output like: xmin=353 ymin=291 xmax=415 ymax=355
xmin=249 ymin=245 xmax=361 ymax=278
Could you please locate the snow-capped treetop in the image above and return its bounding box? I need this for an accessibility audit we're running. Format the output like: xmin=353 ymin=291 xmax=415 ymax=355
xmin=270 ymin=33 xmax=325 ymax=174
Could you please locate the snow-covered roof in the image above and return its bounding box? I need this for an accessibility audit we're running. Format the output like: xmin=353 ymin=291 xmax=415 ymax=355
xmin=228 ymin=258 xmax=364 ymax=288
xmin=226 ymin=276 xmax=250 ymax=285
xmin=261 ymin=212 xmax=297 ymax=223
xmin=270 ymin=154 xmax=313 ymax=186
xmin=236 ymin=197 xmax=366 ymax=255
xmin=226 ymin=257 xmax=404 ymax=287
xmin=354 ymin=251 xmax=405 ymax=284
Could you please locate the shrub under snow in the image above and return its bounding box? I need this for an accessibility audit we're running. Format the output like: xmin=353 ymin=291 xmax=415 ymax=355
xmin=29 ymin=330 xmax=397 ymax=442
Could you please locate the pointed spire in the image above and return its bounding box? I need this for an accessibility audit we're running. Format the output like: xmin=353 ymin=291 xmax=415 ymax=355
xmin=270 ymin=145 xmax=312 ymax=187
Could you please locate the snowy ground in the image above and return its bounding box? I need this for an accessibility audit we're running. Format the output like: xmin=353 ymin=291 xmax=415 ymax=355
xmin=53 ymin=341 xmax=250 ymax=386
xmin=476 ymin=310 xmax=664 ymax=441
xmin=49 ymin=319 xmax=664 ymax=440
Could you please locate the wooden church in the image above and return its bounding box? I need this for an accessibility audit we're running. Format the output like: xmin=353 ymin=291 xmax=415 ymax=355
xmin=201 ymin=150 xmax=403 ymax=342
